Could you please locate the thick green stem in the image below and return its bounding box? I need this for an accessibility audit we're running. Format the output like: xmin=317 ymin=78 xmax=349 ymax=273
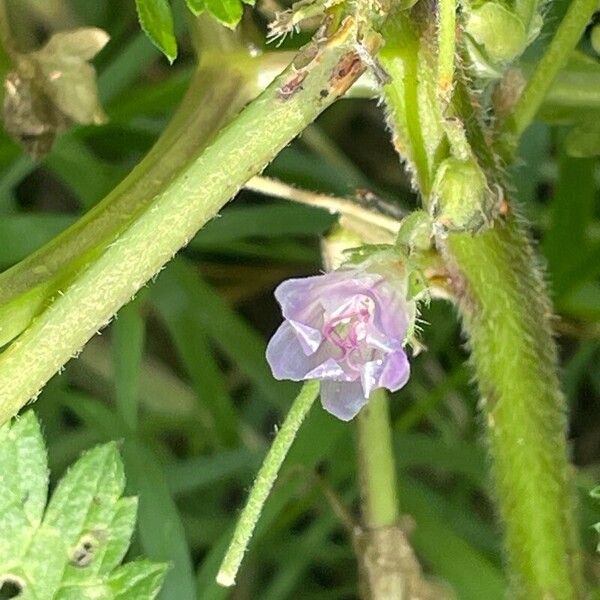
xmin=444 ymin=220 xmax=583 ymax=599
xmin=0 ymin=17 xmax=376 ymax=425
xmin=507 ymin=0 xmax=599 ymax=138
xmin=355 ymin=390 xmax=405 ymax=600
xmin=381 ymin=6 xmax=584 ymax=598
xmin=357 ymin=389 xmax=399 ymax=530
xmin=0 ymin=59 xmax=259 ymax=347
xmin=217 ymin=380 xmax=320 ymax=587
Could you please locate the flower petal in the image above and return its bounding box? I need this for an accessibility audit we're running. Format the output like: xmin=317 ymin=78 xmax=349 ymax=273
xmin=379 ymin=350 xmax=410 ymax=391
xmin=365 ymin=324 xmax=403 ymax=353
xmin=305 ymin=357 xmax=352 ymax=381
xmin=274 ymin=276 xmax=329 ymax=322
xmin=360 ymin=357 xmax=386 ymax=398
xmin=320 ymin=380 xmax=368 ymax=421
xmin=318 ymin=274 xmax=382 ymax=316
xmin=288 ymin=319 xmax=322 ymax=354
xmin=370 ymin=279 xmax=410 ymax=344
xmin=266 ymin=322 xmax=316 ymax=381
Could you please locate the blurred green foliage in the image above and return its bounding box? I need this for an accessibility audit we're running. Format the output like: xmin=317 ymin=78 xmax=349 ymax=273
xmin=0 ymin=1 xmax=598 ymax=599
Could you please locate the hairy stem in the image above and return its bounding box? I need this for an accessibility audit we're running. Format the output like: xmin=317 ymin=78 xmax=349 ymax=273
xmin=381 ymin=6 xmax=584 ymax=598
xmin=217 ymin=380 xmax=320 ymax=587
xmin=355 ymin=390 xmax=406 ymax=600
xmin=508 ymin=0 xmax=599 ymax=138
xmin=445 ymin=221 xmax=583 ymax=598
xmin=0 ymin=58 xmax=258 ymax=346
xmin=0 ymin=16 xmax=378 ymax=425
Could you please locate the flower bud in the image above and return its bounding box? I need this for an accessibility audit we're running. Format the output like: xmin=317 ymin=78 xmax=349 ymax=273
xmin=465 ymin=3 xmax=527 ymax=70
xmin=395 ymin=210 xmax=432 ymax=253
xmin=431 ymin=157 xmax=491 ymax=233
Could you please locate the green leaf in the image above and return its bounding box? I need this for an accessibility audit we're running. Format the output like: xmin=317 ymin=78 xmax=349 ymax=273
xmin=204 ymin=0 xmax=243 ymax=28
xmin=185 ymin=0 xmax=205 ymax=16
xmin=543 ymin=152 xmax=596 ymax=296
xmin=135 ymin=0 xmax=178 ymax=63
xmin=0 ymin=411 xmax=47 ymax=559
xmin=113 ymin=298 xmax=145 ymax=431
xmin=109 ymin=560 xmax=169 ymax=599
xmin=187 ymin=0 xmax=249 ymax=26
xmin=0 ymin=411 xmax=167 ymax=599
xmin=63 ymin=397 xmax=197 ymax=600
xmin=189 ymin=203 xmax=334 ymax=245
xmin=152 ymin=283 xmax=240 ymax=446
xmin=539 ymin=52 xmax=600 ymax=124
xmin=401 ymin=476 xmax=506 ymax=599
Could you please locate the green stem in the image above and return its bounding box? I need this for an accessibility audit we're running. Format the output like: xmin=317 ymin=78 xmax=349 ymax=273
xmin=355 ymin=389 xmax=440 ymax=599
xmin=0 ymin=18 xmax=377 ymax=425
xmin=380 ymin=14 xmax=439 ymax=197
xmin=381 ymin=7 xmax=585 ymax=598
xmin=216 ymin=380 xmax=320 ymax=587
xmin=508 ymin=0 xmax=599 ymax=138
xmin=445 ymin=221 xmax=584 ymax=599
xmin=357 ymin=389 xmax=399 ymax=529
xmin=0 ymin=59 xmax=258 ymax=347
xmin=531 ymin=51 xmax=600 ymax=122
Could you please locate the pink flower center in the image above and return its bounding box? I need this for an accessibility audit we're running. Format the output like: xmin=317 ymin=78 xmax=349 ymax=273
xmin=322 ymin=296 xmax=375 ymax=367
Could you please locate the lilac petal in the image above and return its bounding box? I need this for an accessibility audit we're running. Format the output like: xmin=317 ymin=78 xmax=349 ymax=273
xmin=370 ymin=280 xmax=409 ymax=344
xmin=365 ymin=325 xmax=403 ymax=354
xmin=305 ymin=357 xmax=353 ymax=381
xmin=318 ymin=275 xmax=382 ymax=316
xmin=266 ymin=322 xmax=316 ymax=381
xmin=378 ymin=350 xmax=410 ymax=391
xmin=276 ymin=271 xmax=377 ymax=317
xmin=274 ymin=276 xmax=332 ymax=322
xmin=360 ymin=357 xmax=386 ymax=399
xmin=288 ymin=319 xmax=322 ymax=354
xmin=320 ymin=380 xmax=368 ymax=421
xmin=319 ymin=274 xmax=409 ymax=347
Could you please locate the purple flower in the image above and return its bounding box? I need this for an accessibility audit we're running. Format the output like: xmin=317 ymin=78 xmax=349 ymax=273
xmin=266 ymin=269 xmax=411 ymax=421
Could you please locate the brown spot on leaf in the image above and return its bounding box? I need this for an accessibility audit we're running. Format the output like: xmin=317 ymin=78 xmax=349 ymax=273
xmin=70 ymin=531 xmax=104 ymax=568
